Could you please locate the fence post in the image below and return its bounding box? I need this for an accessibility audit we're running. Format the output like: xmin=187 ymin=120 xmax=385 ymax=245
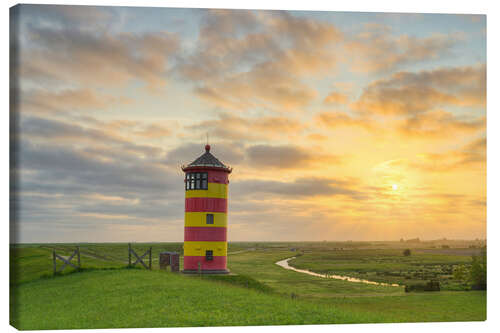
xmin=53 ymin=250 xmax=56 ymax=275
xmin=149 ymin=247 xmax=152 ymax=270
xmin=197 ymin=261 xmax=201 ymax=277
xmin=128 ymin=243 xmax=131 ymax=267
xmin=77 ymin=246 xmax=81 ymax=269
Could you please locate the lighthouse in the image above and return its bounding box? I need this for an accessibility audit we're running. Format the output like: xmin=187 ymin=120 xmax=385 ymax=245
xmin=181 ymin=144 xmax=232 ymax=274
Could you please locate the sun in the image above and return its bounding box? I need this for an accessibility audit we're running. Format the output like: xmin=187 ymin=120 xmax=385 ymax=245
xmin=392 ymin=184 xmax=399 ymax=191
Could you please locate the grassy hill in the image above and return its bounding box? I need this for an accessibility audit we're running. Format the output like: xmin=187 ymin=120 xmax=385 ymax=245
xmin=10 ymin=242 xmax=486 ymax=329
xmin=11 ymin=268 xmax=370 ymax=330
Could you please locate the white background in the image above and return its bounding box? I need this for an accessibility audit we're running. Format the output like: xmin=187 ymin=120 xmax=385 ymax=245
xmin=1 ymin=1 xmax=498 ymax=333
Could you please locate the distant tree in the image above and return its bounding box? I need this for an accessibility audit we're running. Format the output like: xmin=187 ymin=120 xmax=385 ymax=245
xmin=406 ymin=238 xmax=420 ymax=243
xmin=403 ymin=249 xmax=411 ymax=256
xmin=452 ymin=264 xmax=469 ymax=281
xmin=469 ymin=248 xmax=486 ymax=290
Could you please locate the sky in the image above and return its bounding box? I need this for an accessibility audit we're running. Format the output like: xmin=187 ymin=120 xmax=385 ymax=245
xmin=10 ymin=4 xmax=486 ymax=243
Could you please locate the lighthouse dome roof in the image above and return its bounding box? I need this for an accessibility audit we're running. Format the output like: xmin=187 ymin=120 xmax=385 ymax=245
xmin=182 ymin=145 xmax=231 ymax=172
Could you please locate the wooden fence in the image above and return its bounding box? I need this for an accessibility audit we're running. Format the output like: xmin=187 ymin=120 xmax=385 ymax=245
xmin=53 ymin=247 xmax=81 ymax=275
xmin=52 ymin=244 xmax=154 ymax=275
xmin=128 ymin=243 xmax=152 ymax=270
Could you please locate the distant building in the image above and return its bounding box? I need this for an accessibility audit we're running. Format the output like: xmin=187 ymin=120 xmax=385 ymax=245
xmin=181 ymin=145 xmax=232 ymax=274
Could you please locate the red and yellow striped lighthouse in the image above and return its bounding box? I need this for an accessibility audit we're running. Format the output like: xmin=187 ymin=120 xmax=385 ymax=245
xmin=181 ymin=144 xmax=232 ymax=274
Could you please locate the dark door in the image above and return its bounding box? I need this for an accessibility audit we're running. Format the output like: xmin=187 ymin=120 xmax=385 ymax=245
xmin=205 ymin=250 xmax=213 ymax=261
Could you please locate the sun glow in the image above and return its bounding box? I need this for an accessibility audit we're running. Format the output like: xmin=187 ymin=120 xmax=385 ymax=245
xmin=392 ymin=184 xmax=399 ymax=191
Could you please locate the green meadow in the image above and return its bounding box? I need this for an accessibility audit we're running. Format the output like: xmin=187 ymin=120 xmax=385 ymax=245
xmin=10 ymin=241 xmax=486 ymax=330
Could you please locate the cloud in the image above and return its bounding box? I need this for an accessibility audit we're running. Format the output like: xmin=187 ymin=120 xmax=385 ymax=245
xmin=345 ymin=23 xmax=460 ymax=72
xmin=182 ymin=10 xmax=342 ymax=79
xmin=232 ymin=177 xmax=366 ymax=200
xmin=400 ymin=110 xmax=485 ymax=138
xmin=316 ymin=109 xmax=485 ymax=140
xmin=167 ymin=141 xmax=342 ymax=172
xmin=12 ymin=137 xmax=183 ymax=237
xmin=316 ymin=111 xmax=374 ymax=131
xmin=307 ymin=133 xmax=329 ymax=141
xmin=246 ymin=144 xmax=341 ymax=169
xmin=19 ymin=116 xmax=166 ymax=164
xmin=15 ymin=140 xmax=170 ymax=189
xmin=187 ymin=112 xmax=305 ymax=141
xmin=20 ymin=116 xmax=127 ymax=145
xmin=70 ymin=115 xmax=175 ymax=142
xmin=18 ymin=4 xmax=115 ymax=30
xmin=178 ymin=10 xmax=341 ymax=111
xmin=23 ymin=88 xmax=131 ymax=114
xmin=351 ymin=64 xmax=486 ymax=115
xmin=165 ymin=142 xmax=245 ymax=168
xmin=194 ymin=72 xmax=318 ymax=110
xmin=21 ymin=23 xmax=179 ymax=90
xmin=132 ymin=124 xmax=172 ymax=139
xmin=453 ymin=137 xmax=486 ymax=166
xmin=380 ymin=137 xmax=486 ymax=172
xmin=323 ymin=92 xmax=349 ymax=105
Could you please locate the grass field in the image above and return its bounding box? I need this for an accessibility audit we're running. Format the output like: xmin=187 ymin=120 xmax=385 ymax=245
xmin=10 ymin=241 xmax=486 ymax=329
xmin=288 ymin=247 xmax=479 ymax=290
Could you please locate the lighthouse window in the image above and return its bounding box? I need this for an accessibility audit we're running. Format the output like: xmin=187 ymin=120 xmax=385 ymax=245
xmin=206 ymin=214 xmax=214 ymax=224
xmin=185 ymin=172 xmax=208 ymax=190
xmin=201 ymin=172 xmax=208 ymax=189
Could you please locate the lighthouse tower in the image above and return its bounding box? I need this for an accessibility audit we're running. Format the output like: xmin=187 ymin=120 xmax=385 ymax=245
xmin=181 ymin=144 xmax=232 ymax=274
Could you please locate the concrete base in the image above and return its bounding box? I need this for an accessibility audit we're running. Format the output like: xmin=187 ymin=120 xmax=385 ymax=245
xmin=182 ymin=269 xmax=230 ymax=275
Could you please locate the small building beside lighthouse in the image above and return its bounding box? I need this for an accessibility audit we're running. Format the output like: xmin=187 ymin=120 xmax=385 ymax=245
xmin=181 ymin=144 xmax=232 ymax=274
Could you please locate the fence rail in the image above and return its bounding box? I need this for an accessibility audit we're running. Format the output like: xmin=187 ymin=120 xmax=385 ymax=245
xmin=51 ymin=244 xmax=156 ymax=275
xmin=53 ymin=247 xmax=81 ymax=275
xmin=128 ymin=243 xmax=152 ymax=270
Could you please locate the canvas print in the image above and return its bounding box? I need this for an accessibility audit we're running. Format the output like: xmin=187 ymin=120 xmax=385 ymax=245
xmin=9 ymin=4 xmax=486 ymax=330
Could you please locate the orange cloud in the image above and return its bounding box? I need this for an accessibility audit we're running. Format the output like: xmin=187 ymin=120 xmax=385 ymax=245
xmin=194 ymin=68 xmax=318 ymax=110
xmin=323 ymin=92 xmax=349 ymax=105
xmin=315 ymin=108 xmax=484 ymax=142
xmin=246 ymin=144 xmax=341 ymax=169
xmin=315 ymin=111 xmax=374 ymax=131
xmin=384 ymin=137 xmax=486 ymax=173
xmin=345 ymin=23 xmax=460 ymax=73
xmin=132 ymin=124 xmax=172 ymax=139
xmin=24 ymin=89 xmax=131 ymax=114
xmin=307 ymin=133 xmax=328 ymax=141
xmin=188 ymin=112 xmax=305 ymax=141
xmin=351 ymin=64 xmax=486 ymax=115
xmin=179 ymin=10 xmax=341 ymax=111
xmin=400 ymin=110 xmax=485 ymax=138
